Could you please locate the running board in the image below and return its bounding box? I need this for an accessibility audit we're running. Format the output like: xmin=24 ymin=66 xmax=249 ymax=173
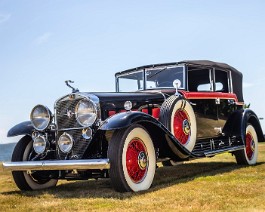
xmin=204 ymin=145 xmax=245 ymax=157
xmin=2 ymin=159 xmax=110 ymax=171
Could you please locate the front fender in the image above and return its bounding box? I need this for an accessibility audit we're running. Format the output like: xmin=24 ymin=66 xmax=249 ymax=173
xmin=99 ymin=111 xmax=161 ymax=130
xmin=7 ymin=121 xmax=34 ymax=137
xmin=99 ymin=111 xmax=195 ymax=159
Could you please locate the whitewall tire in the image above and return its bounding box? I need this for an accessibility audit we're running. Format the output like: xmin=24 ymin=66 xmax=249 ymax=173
xmin=12 ymin=136 xmax=58 ymax=190
xmin=108 ymin=125 xmax=156 ymax=192
xmin=160 ymin=96 xmax=197 ymax=152
xmin=235 ymin=124 xmax=258 ymax=165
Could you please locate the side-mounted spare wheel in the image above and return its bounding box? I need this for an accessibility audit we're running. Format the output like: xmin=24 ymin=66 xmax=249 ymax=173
xmin=11 ymin=135 xmax=58 ymax=191
xmin=159 ymin=95 xmax=197 ymax=152
xmin=108 ymin=124 xmax=156 ymax=192
xmin=234 ymin=124 xmax=258 ymax=165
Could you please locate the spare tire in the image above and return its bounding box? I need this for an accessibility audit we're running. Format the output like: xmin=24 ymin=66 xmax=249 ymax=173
xmin=159 ymin=95 xmax=197 ymax=152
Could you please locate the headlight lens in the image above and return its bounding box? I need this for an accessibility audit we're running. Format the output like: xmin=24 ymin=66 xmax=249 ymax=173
xmin=75 ymin=99 xmax=97 ymax=127
xmin=30 ymin=105 xmax=52 ymax=131
xmin=33 ymin=135 xmax=47 ymax=154
xmin=58 ymin=133 xmax=74 ymax=153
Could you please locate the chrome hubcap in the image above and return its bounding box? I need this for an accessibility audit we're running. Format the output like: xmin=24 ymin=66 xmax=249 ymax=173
xmin=183 ymin=119 xmax=191 ymax=135
xmin=138 ymin=151 xmax=147 ymax=170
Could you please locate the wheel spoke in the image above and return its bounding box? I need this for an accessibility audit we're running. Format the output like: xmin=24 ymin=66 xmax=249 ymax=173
xmin=173 ymin=109 xmax=190 ymax=145
xmin=126 ymin=138 xmax=148 ymax=183
xmin=245 ymin=132 xmax=254 ymax=160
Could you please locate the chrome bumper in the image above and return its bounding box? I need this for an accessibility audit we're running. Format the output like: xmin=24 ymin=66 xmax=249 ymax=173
xmin=2 ymin=159 xmax=110 ymax=171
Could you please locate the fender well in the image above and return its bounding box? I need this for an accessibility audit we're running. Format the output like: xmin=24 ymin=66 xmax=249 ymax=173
xmin=223 ymin=109 xmax=264 ymax=143
xmin=243 ymin=109 xmax=264 ymax=142
xmin=100 ymin=111 xmax=192 ymax=159
xmin=99 ymin=111 xmax=156 ymax=131
xmin=7 ymin=121 xmax=34 ymax=137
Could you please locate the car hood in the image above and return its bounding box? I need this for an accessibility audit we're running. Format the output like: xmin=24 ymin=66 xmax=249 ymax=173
xmin=86 ymin=91 xmax=166 ymax=102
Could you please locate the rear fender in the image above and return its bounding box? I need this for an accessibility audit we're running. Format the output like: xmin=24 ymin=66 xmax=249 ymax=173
xmin=223 ymin=109 xmax=264 ymax=143
xmin=7 ymin=121 xmax=34 ymax=137
xmin=99 ymin=111 xmax=193 ymax=159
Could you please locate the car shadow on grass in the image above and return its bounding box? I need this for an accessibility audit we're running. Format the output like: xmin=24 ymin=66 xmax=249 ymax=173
xmin=3 ymin=161 xmax=264 ymax=199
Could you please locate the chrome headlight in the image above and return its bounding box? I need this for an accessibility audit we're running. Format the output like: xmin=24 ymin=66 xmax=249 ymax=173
xmin=33 ymin=135 xmax=47 ymax=154
xmin=58 ymin=133 xmax=74 ymax=153
xmin=75 ymin=99 xmax=97 ymax=127
xmin=30 ymin=105 xmax=52 ymax=131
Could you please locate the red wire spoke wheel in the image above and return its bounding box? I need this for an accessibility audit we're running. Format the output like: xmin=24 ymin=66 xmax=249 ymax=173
xmin=126 ymin=138 xmax=148 ymax=183
xmin=235 ymin=124 xmax=258 ymax=165
xmin=245 ymin=132 xmax=255 ymax=160
xmin=173 ymin=109 xmax=191 ymax=145
xmin=108 ymin=125 xmax=156 ymax=192
xmin=159 ymin=96 xmax=197 ymax=153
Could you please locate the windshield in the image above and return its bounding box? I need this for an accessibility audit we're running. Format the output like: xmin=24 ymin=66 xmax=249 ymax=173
xmin=117 ymin=66 xmax=185 ymax=92
xmin=117 ymin=70 xmax=144 ymax=92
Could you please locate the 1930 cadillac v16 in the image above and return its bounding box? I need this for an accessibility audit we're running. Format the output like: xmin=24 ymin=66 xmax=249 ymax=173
xmin=3 ymin=60 xmax=264 ymax=192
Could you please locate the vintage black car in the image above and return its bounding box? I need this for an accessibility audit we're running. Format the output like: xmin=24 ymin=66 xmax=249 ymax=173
xmin=3 ymin=60 xmax=264 ymax=192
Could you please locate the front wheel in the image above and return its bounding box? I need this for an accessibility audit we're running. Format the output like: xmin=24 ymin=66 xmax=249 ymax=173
xmin=11 ymin=136 xmax=58 ymax=191
xmin=108 ymin=124 xmax=156 ymax=192
xmin=234 ymin=125 xmax=258 ymax=165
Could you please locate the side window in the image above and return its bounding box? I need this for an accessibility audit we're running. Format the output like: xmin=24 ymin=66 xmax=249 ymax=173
xmin=215 ymin=70 xmax=229 ymax=92
xmin=188 ymin=69 xmax=212 ymax=92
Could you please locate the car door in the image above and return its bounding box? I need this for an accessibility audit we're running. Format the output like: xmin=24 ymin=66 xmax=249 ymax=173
xmin=214 ymin=69 xmax=236 ymax=131
xmin=187 ymin=68 xmax=219 ymax=139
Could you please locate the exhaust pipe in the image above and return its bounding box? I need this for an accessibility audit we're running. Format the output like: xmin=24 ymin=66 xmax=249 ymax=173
xmin=2 ymin=159 xmax=110 ymax=171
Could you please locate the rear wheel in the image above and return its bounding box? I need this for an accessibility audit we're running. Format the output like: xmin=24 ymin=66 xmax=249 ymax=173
xmin=234 ymin=125 xmax=258 ymax=165
xmin=11 ymin=136 xmax=58 ymax=190
xmin=108 ymin=125 xmax=156 ymax=192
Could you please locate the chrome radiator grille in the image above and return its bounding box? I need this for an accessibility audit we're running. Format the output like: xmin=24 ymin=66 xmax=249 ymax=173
xmin=55 ymin=94 xmax=91 ymax=159
xmin=55 ymin=95 xmax=84 ymax=130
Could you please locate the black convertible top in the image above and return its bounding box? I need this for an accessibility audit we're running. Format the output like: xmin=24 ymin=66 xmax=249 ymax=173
xmin=116 ymin=60 xmax=243 ymax=102
xmin=181 ymin=60 xmax=243 ymax=102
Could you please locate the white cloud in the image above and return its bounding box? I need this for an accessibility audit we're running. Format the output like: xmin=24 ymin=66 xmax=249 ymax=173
xmin=243 ymin=82 xmax=254 ymax=88
xmin=0 ymin=13 xmax=11 ymax=24
xmin=33 ymin=32 xmax=52 ymax=46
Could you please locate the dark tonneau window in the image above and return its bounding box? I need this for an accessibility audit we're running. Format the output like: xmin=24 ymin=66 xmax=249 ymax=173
xmin=188 ymin=69 xmax=212 ymax=92
xmin=215 ymin=70 xmax=229 ymax=92
xmin=188 ymin=68 xmax=230 ymax=93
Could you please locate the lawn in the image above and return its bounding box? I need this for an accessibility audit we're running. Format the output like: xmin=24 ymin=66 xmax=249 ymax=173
xmin=1 ymin=144 xmax=265 ymax=211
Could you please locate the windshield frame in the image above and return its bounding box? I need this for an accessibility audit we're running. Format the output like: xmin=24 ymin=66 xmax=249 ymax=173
xmin=116 ymin=65 xmax=186 ymax=92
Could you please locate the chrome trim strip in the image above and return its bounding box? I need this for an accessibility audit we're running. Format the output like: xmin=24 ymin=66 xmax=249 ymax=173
xmin=2 ymin=159 xmax=110 ymax=171
xmin=229 ymin=70 xmax=233 ymax=93
xmin=58 ymin=127 xmax=86 ymax=131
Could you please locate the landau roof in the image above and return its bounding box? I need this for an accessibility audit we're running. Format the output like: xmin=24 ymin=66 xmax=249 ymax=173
xmin=116 ymin=60 xmax=243 ymax=102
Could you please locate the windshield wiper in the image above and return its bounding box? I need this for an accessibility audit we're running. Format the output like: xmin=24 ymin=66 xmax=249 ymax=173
xmin=147 ymin=67 xmax=167 ymax=79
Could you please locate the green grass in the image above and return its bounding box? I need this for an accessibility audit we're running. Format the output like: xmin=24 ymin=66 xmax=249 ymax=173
xmin=1 ymin=144 xmax=265 ymax=211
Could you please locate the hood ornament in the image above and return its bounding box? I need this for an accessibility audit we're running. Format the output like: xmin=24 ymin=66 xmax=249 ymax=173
xmin=65 ymin=80 xmax=79 ymax=93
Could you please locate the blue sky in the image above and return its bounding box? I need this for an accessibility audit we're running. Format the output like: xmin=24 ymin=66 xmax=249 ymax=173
xmin=0 ymin=0 xmax=265 ymax=143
